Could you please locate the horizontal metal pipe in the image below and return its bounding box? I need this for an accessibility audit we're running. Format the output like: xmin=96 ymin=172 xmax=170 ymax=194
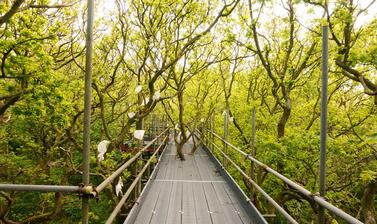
xmin=208 ymin=139 xmax=298 ymax=224
xmin=207 ymin=130 xmax=363 ymax=224
xmin=0 ymin=184 xmax=80 ymax=193
xmin=95 ymin=129 xmax=168 ymax=195
xmin=105 ymin=136 xmax=168 ymax=224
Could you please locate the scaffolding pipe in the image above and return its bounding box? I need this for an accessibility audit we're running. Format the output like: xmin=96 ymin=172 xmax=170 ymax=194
xmin=223 ymin=109 xmax=229 ymax=168
xmin=319 ymin=21 xmax=329 ymax=224
xmin=0 ymin=184 xmax=81 ymax=193
xmin=207 ymin=130 xmax=363 ymax=224
xmin=250 ymin=107 xmax=256 ymax=193
xmin=105 ymin=136 xmax=168 ymax=224
xmin=82 ymin=0 xmax=94 ymax=223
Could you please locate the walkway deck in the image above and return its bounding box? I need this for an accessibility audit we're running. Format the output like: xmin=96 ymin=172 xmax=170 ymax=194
xmin=124 ymin=139 xmax=266 ymax=224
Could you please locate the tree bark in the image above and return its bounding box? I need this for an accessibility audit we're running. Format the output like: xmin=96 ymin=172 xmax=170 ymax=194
xmin=175 ymin=90 xmax=187 ymax=160
xmin=277 ymin=103 xmax=291 ymax=139
xmin=176 ymin=140 xmax=185 ymax=160
xmin=360 ymin=181 xmax=377 ymax=224
xmin=0 ymin=0 xmax=25 ymax=25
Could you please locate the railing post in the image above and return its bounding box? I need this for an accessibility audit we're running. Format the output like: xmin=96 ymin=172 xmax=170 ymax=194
xmin=205 ymin=118 xmax=209 ymax=148
xmin=157 ymin=116 xmax=159 ymax=141
xmin=211 ymin=113 xmax=215 ymax=152
xmin=134 ymin=118 xmax=144 ymax=200
xmin=223 ymin=109 xmax=229 ymax=168
xmin=319 ymin=21 xmax=329 ymax=224
xmin=152 ymin=114 xmax=155 ymax=139
xmin=139 ymin=119 xmax=144 ymax=195
xmin=250 ymin=107 xmax=256 ymax=199
xmin=82 ymin=0 xmax=94 ymax=223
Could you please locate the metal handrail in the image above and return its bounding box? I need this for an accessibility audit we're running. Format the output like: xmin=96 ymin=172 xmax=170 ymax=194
xmin=105 ymin=135 xmax=169 ymax=224
xmin=0 ymin=184 xmax=82 ymax=193
xmin=208 ymin=139 xmax=299 ymax=224
xmin=94 ymin=129 xmax=169 ymax=196
xmin=207 ymin=130 xmax=363 ymax=224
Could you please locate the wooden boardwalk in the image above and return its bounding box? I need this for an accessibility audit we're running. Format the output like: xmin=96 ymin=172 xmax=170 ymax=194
xmin=124 ymin=138 xmax=266 ymax=224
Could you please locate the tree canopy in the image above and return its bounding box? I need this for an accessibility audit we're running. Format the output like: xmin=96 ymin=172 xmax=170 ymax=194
xmin=0 ymin=0 xmax=376 ymax=223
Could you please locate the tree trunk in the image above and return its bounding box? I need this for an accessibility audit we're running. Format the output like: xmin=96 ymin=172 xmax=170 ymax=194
xmin=175 ymin=90 xmax=187 ymax=160
xmin=360 ymin=181 xmax=377 ymax=224
xmin=176 ymin=141 xmax=185 ymax=160
xmin=277 ymin=103 xmax=291 ymax=139
xmin=190 ymin=130 xmax=203 ymax=154
xmin=276 ymin=100 xmax=291 ymax=173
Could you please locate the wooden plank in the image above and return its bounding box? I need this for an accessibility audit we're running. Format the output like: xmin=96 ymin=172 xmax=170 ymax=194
xmin=192 ymin=182 xmax=212 ymax=224
xmin=212 ymin=182 xmax=246 ymax=224
xmin=181 ymin=155 xmax=192 ymax=180
xmin=202 ymin=182 xmax=232 ymax=224
xmin=155 ymin=155 xmax=169 ymax=180
xmin=192 ymin=153 xmax=206 ymax=180
xmin=155 ymin=144 xmax=172 ymax=179
xmin=172 ymin=155 xmax=185 ymax=181
xmin=182 ymin=182 xmax=196 ymax=224
xmin=222 ymin=182 xmax=254 ymax=223
xmin=195 ymin=153 xmax=216 ymax=181
xmin=199 ymin=149 xmax=223 ymax=181
xmin=149 ymin=181 xmax=174 ymax=224
xmin=171 ymin=158 xmax=178 ymax=180
xmin=189 ymin=156 xmax=201 ymax=180
xmin=166 ymin=181 xmax=182 ymax=223
xmin=165 ymin=156 xmax=174 ymax=180
xmin=134 ymin=181 xmax=163 ymax=224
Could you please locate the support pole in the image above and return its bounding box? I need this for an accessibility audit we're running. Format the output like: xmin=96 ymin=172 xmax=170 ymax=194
xmin=206 ymin=117 xmax=210 ymax=151
xmin=156 ymin=116 xmax=159 ymax=147
xmin=319 ymin=22 xmax=329 ymax=224
xmin=134 ymin=118 xmax=144 ymax=200
xmin=82 ymin=0 xmax=94 ymax=223
xmin=211 ymin=113 xmax=215 ymax=151
xmin=250 ymin=107 xmax=256 ymax=198
xmin=223 ymin=110 xmax=229 ymax=168
xmin=251 ymin=107 xmax=256 ymax=160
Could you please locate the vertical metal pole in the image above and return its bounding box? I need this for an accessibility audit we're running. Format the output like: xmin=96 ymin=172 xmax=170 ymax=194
xmin=251 ymin=107 xmax=256 ymax=158
xmin=207 ymin=116 xmax=210 ymax=150
xmin=82 ymin=0 xmax=94 ymax=223
xmin=137 ymin=118 xmax=144 ymax=195
xmin=156 ymin=116 xmax=159 ymax=146
xmin=319 ymin=22 xmax=328 ymax=224
xmin=223 ymin=110 xmax=229 ymax=168
xmin=250 ymin=107 xmax=256 ymax=198
xmin=211 ymin=113 xmax=215 ymax=151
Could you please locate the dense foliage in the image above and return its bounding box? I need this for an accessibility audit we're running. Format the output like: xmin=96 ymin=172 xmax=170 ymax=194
xmin=0 ymin=0 xmax=376 ymax=223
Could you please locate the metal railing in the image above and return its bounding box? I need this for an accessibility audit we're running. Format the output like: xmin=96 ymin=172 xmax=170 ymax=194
xmin=0 ymin=129 xmax=169 ymax=223
xmin=0 ymin=184 xmax=86 ymax=193
xmin=94 ymin=129 xmax=168 ymax=196
xmin=105 ymin=134 xmax=168 ymax=223
xmin=202 ymin=129 xmax=363 ymax=224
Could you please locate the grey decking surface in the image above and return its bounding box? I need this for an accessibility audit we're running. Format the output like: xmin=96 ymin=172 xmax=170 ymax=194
xmin=125 ymin=139 xmax=263 ymax=224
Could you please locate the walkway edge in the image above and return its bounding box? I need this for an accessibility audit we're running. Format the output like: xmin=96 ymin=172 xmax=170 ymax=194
xmin=201 ymin=143 xmax=268 ymax=224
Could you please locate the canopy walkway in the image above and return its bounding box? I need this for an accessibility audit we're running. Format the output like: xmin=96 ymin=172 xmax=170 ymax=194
xmin=124 ymin=138 xmax=266 ymax=224
xmin=0 ymin=1 xmax=369 ymax=223
xmin=0 ymin=129 xmax=365 ymax=223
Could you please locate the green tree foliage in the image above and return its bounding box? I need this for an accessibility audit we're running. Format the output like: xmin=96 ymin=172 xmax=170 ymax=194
xmin=0 ymin=0 xmax=376 ymax=223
